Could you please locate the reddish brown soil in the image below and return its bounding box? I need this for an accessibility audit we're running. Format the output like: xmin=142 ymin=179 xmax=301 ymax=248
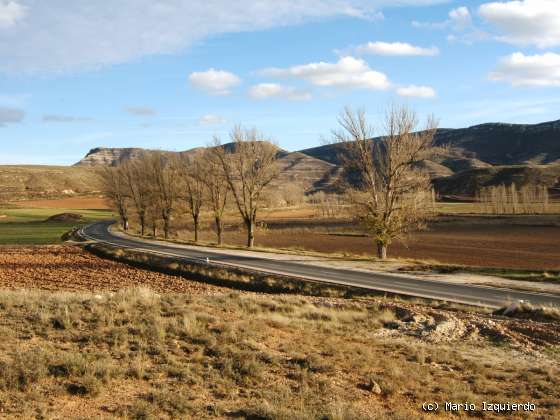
xmin=0 ymin=246 xmax=224 ymax=294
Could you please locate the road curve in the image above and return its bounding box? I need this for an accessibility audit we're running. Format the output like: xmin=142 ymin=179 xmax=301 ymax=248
xmin=79 ymin=221 xmax=560 ymax=309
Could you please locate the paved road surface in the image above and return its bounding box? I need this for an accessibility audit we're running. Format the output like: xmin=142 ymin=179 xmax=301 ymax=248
xmin=80 ymin=221 xmax=560 ymax=308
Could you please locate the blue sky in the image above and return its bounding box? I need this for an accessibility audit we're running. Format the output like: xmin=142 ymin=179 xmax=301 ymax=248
xmin=0 ymin=0 xmax=559 ymax=164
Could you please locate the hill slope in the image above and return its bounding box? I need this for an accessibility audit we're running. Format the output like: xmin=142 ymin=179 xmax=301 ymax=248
xmin=0 ymin=165 xmax=102 ymax=202
xmin=299 ymin=119 xmax=560 ymax=167
xmin=4 ymin=118 xmax=558 ymax=200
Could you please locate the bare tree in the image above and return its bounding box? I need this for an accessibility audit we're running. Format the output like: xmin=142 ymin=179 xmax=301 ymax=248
xmin=212 ymin=126 xmax=279 ymax=248
xmin=99 ymin=166 xmax=130 ymax=230
xmin=121 ymin=155 xmax=151 ymax=236
xmin=200 ymin=149 xmax=229 ymax=246
xmin=146 ymin=201 xmax=161 ymax=237
xmin=178 ymin=152 xmax=205 ymax=242
xmin=146 ymin=152 xmax=179 ymax=239
xmin=334 ymin=105 xmax=437 ymax=259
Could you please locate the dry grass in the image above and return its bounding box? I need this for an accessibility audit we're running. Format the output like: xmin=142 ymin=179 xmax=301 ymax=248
xmin=0 ymin=287 xmax=558 ymax=419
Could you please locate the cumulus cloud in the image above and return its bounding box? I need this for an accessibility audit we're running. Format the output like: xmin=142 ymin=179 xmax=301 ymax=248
xmin=0 ymin=0 xmax=448 ymax=73
xmin=0 ymin=0 xmax=26 ymax=28
xmin=0 ymin=106 xmax=24 ymax=126
xmin=396 ymin=85 xmax=436 ymax=98
xmin=348 ymin=41 xmax=439 ymax=56
xmin=413 ymin=6 xmax=472 ymax=30
xmin=199 ymin=114 xmax=227 ymax=125
xmin=189 ymin=69 xmax=241 ymax=96
xmin=479 ymin=0 xmax=560 ymax=48
xmin=489 ymin=52 xmax=560 ymax=87
xmin=413 ymin=6 xmax=487 ymax=44
xmin=124 ymin=106 xmax=157 ymax=116
xmin=248 ymin=83 xmax=312 ymax=101
xmin=448 ymin=6 xmax=472 ymax=30
xmin=43 ymin=114 xmax=93 ymax=123
xmin=260 ymin=56 xmax=390 ymax=91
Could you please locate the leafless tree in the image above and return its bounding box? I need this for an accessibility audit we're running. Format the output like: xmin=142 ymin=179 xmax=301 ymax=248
xmin=200 ymin=149 xmax=229 ymax=245
xmin=212 ymin=126 xmax=279 ymax=248
xmin=98 ymin=166 xmax=130 ymax=230
xmin=121 ymin=155 xmax=151 ymax=236
xmin=333 ymin=105 xmax=437 ymax=259
xmin=477 ymin=184 xmax=550 ymax=214
xmin=146 ymin=201 xmax=161 ymax=237
xmin=178 ymin=152 xmax=205 ymax=242
xmin=280 ymin=183 xmax=306 ymax=207
xmin=146 ymin=151 xmax=179 ymax=239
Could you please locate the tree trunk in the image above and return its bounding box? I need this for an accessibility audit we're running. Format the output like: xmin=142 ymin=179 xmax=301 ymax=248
xmin=215 ymin=217 xmax=223 ymax=246
xmin=246 ymin=219 xmax=255 ymax=248
xmin=376 ymin=241 xmax=387 ymax=260
xmin=193 ymin=215 xmax=199 ymax=242
xmin=163 ymin=217 xmax=170 ymax=239
xmin=139 ymin=213 xmax=146 ymax=236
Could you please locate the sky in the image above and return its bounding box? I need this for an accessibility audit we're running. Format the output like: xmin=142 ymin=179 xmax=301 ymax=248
xmin=0 ymin=0 xmax=559 ymax=165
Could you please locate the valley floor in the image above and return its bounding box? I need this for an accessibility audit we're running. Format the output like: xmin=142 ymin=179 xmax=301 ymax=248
xmin=0 ymin=246 xmax=558 ymax=419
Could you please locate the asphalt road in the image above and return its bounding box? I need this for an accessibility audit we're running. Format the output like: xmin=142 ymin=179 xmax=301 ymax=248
xmin=80 ymin=221 xmax=560 ymax=309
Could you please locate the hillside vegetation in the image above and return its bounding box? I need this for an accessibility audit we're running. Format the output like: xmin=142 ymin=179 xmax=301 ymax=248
xmin=0 ymin=283 xmax=558 ymax=419
xmin=0 ymin=165 xmax=102 ymax=201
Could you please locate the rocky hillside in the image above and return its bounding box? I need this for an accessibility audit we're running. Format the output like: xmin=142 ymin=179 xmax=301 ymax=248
xmin=0 ymin=165 xmax=102 ymax=201
xmin=60 ymin=118 xmax=560 ymax=197
xmin=300 ymin=119 xmax=560 ymax=167
xmin=74 ymin=144 xmax=341 ymax=194
xmin=297 ymin=119 xmax=560 ymax=195
xmin=74 ymin=147 xmax=149 ymax=167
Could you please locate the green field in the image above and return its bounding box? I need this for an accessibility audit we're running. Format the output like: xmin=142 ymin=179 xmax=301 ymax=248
xmin=0 ymin=208 xmax=112 ymax=244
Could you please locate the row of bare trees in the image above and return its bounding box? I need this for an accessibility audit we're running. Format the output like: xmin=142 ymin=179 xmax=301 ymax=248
xmin=100 ymin=126 xmax=280 ymax=248
xmin=101 ymin=105 xmax=438 ymax=259
xmin=477 ymin=184 xmax=550 ymax=214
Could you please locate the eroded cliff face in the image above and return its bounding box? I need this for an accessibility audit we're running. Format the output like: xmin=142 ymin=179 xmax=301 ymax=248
xmin=73 ymin=147 xmax=147 ymax=167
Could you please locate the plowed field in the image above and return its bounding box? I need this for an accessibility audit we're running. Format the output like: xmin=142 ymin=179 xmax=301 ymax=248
xmin=0 ymin=245 xmax=223 ymax=294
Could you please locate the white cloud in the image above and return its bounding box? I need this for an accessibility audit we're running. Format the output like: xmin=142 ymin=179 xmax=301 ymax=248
xmin=260 ymin=56 xmax=390 ymax=91
xmin=0 ymin=106 xmax=24 ymax=126
xmin=199 ymin=114 xmax=227 ymax=125
xmin=479 ymin=0 xmax=560 ymax=48
xmin=448 ymin=6 xmax=472 ymax=30
xmin=124 ymin=106 xmax=156 ymax=116
xmin=348 ymin=41 xmax=439 ymax=56
xmin=489 ymin=52 xmax=560 ymax=87
xmin=396 ymin=85 xmax=436 ymax=98
xmin=43 ymin=114 xmax=93 ymax=123
xmin=413 ymin=6 xmax=472 ymax=30
xmin=413 ymin=6 xmax=487 ymax=44
xmin=248 ymin=83 xmax=312 ymax=101
xmin=0 ymin=1 xmax=26 ymax=28
xmin=0 ymin=0 xmax=447 ymax=73
xmin=189 ymin=69 xmax=241 ymax=96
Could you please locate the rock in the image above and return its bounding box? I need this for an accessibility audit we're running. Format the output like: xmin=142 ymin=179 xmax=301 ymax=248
xmin=370 ymin=381 xmax=382 ymax=395
xmin=359 ymin=379 xmax=382 ymax=394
